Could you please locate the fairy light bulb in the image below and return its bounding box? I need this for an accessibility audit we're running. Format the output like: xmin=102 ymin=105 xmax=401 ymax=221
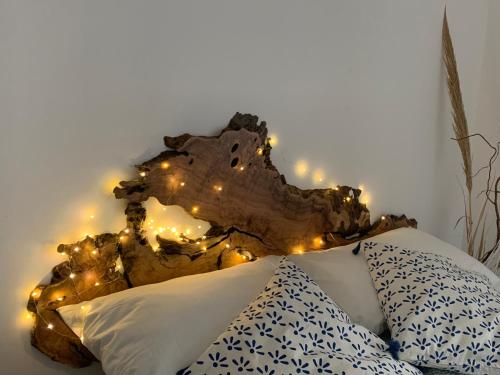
xmin=239 ymin=166 xmax=245 ymax=171
xmin=225 ymin=244 xmax=230 ymax=248
xmin=139 ymin=171 xmax=146 ymax=177
xmin=161 ymin=162 xmax=170 ymax=169
xmin=47 ymin=323 xmax=54 ymax=330
xmin=69 ymin=273 xmax=76 ymax=279
xmin=257 ymin=147 xmax=263 ymax=155
xmin=171 ymin=227 xmax=177 ymax=233
xmin=94 ymin=282 xmax=100 ymax=287
xmin=56 ymin=296 xmax=64 ymax=302
xmin=214 ymin=185 xmax=223 ymax=192
xmin=180 ymin=182 xmax=185 ymax=187
xmin=73 ymin=246 xmax=80 ymax=252
xmin=345 ymin=197 xmax=351 ymax=203
xmin=31 ymin=291 xmax=38 ymax=297
xmin=202 ymin=246 xmax=207 ymax=251
xmin=124 ymin=228 xmax=130 ymax=234
xmin=192 ymin=206 xmax=199 ymax=213
xmin=381 ymin=216 xmax=386 ymax=220
xmin=92 ymin=249 xmax=98 ymax=255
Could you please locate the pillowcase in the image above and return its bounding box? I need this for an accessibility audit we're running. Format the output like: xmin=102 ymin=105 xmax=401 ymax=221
xmin=370 ymin=228 xmax=500 ymax=291
xmin=289 ymin=243 xmax=386 ymax=334
xmin=182 ymin=258 xmax=422 ymax=375
xmin=58 ymin=256 xmax=282 ymax=375
xmin=362 ymin=241 xmax=500 ymax=374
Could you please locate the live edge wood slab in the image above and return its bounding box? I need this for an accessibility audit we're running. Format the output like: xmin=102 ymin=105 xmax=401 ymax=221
xmin=27 ymin=113 xmax=416 ymax=367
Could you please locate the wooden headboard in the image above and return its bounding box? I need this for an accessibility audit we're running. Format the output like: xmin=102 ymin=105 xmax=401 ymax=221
xmin=26 ymin=113 xmax=416 ymax=367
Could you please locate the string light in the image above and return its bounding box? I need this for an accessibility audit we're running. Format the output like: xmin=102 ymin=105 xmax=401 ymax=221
xmin=257 ymin=147 xmax=263 ymax=155
xmin=73 ymin=247 xmax=80 ymax=252
xmin=225 ymin=244 xmax=230 ymax=248
xmin=345 ymin=197 xmax=351 ymax=203
xmin=139 ymin=171 xmax=146 ymax=177
xmin=56 ymin=297 xmax=65 ymax=302
xmin=161 ymin=162 xmax=170 ymax=169
xmin=201 ymin=246 xmax=207 ymax=251
xmin=381 ymin=216 xmax=386 ymax=220
xmin=69 ymin=273 xmax=76 ymax=279
xmin=47 ymin=323 xmax=54 ymax=330
xmin=192 ymin=206 xmax=199 ymax=213
xmin=180 ymin=182 xmax=185 ymax=187
xmin=94 ymin=282 xmax=100 ymax=287
xmin=239 ymin=166 xmax=245 ymax=171
xmin=214 ymin=185 xmax=223 ymax=192
xmin=91 ymin=250 xmax=98 ymax=255
xmin=124 ymin=228 xmax=130 ymax=234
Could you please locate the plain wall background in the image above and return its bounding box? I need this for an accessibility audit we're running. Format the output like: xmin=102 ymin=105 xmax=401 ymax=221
xmin=1 ymin=1 xmax=498 ymax=373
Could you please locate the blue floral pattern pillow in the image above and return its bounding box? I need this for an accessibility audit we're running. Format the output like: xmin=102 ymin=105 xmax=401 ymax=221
xmin=362 ymin=241 xmax=500 ymax=374
xmin=181 ymin=257 xmax=421 ymax=375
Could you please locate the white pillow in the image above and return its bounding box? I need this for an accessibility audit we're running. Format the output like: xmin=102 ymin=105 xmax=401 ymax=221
xmin=58 ymin=256 xmax=282 ymax=375
xmin=289 ymin=243 xmax=386 ymax=334
xmin=183 ymin=258 xmax=422 ymax=375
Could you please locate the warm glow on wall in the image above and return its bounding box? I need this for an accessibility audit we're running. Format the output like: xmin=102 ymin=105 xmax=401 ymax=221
xmin=142 ymin=198 xmax=210 ymax=249
xmin=312 ymin=169 xmax=325 ymax=185
xmin=294 ymin=160 xmax=309 ymax=178
xmin=268 ymin=133 xmax=278 ymax=146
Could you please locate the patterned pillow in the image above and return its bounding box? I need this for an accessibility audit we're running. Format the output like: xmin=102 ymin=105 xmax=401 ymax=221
xmin=362 ymin=241 xmax=500 ymax=374
xmin=181 ymin=257 xmax=422 ymax=375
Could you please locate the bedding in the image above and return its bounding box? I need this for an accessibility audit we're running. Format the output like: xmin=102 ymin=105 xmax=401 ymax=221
xmin=58 ymin=256 xmax=282 ymax=375
xmin=182 ymin=257 xmax=422 ymax=375
xmin=289 ymin=243 xmax=386 ymax=334
xmin=370 ymin=228 xmax=500 ymax=291
xmin=362 ymin=241 xmax=500 ymax=374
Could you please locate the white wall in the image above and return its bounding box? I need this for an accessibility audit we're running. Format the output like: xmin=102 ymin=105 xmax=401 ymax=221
xmin=0 ymin=1 xmax=496 ymax=373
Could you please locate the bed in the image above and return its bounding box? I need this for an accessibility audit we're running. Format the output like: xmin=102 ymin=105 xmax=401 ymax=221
xmin=27 ymin=114 xmax=500 ymax=375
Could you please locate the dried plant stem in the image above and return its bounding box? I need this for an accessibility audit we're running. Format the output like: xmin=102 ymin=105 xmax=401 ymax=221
xmin=443 ymin=9 xmax=499 ymax=271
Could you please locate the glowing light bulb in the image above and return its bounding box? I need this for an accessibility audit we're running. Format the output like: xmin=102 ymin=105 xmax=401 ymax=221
xmin=89 ymin=215 xmax=95 ymax=219
xmin=202 ymin=246 xmax=207 ymax=251
xmin=197 ymin=225 xmax=202 ymax=229
xmin=192 ymin=206 xmax=199 ymax=213
xmin=92 ymin=250 xmax=98 ymax=255
xmin=124 ymin=228 xmax=130 ymax=234
xmin=381 ymin=216 xmax=386 ymax=220
xmin=257 ymin=147 xmax=263 ymax=155
xmin=57 ymin=297 xmax=64 ymax=302
xmin=268 ymin=134 xmax=278 ymax=146
xmin=171 ymin=227 xmax=177 ymax=233
xmin=47 ymin=323 xmax=54 ymax=330
xmin=185 ymin=229 xmax=191 ymax=235
xmin=161 ymin=162 xmax=170 ymax=169
xmin=225 ymin=244 xmax=230 ymax=248
xmin=345 ymin=197 xmax=351 ymax=202
xmin=239 ymin=166 xmax=245 ymax=171
xmin=73 ymin=247 xmax=80 ymax=252
xmin=196 ymin=241 xmax=200 ymax=245
xmin=94 ymin=282 xmax=100 ymax=287
xmin=69 ymin=273 xmax=76 ymax=279
xmin=31 ymin=291 xmax=38 ymax=297
xmin=180 ymin=182 xmax=185 ymax=187
xmin=202 ymin=235 xmax=206 ymax=240
xmin=139 ymin=171 xmax=146 ymax=177
xmin=119 ymin=236 xmax=127 ymax=242
xmin=213 ymin=185 xmax=223 ymax=192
